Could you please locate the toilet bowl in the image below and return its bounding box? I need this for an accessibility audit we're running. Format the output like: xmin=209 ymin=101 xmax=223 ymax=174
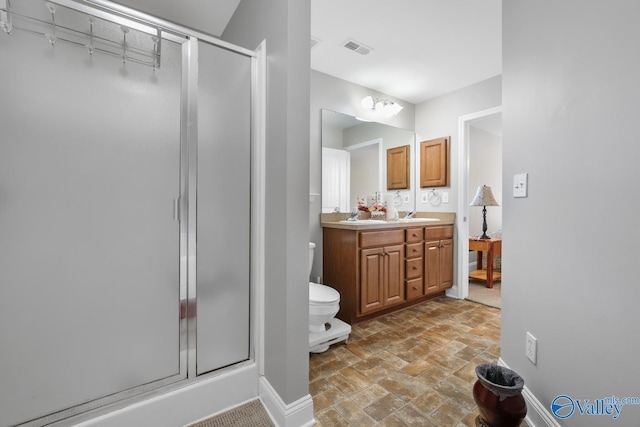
xmin=308 ymin=242 xmax=351 ymax=353
xmin=308 ymin=281 xmax=340 ymax=333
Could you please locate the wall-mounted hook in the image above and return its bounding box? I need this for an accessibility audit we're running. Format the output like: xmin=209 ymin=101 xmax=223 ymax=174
xmin=86 ymin=17 xmax=95 ymax=55
xmin=44 ymin=2 xmax=57 ymax=44
xmin=0 ymin=0 xmax=13 ymax=34
xmin=151 ymin=35 xmax=160 ymax=72
xmin=120 ymin=26 xmax=129 ymax=63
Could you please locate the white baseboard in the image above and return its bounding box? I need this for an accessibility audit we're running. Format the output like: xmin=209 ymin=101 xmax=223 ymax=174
xmin=497 ymin=358 xmax=561 ymax=427
xmin=259 ymin=376 xmax=315 ymax=427
xmin=74 ymin=364 xmax=260 ymax=427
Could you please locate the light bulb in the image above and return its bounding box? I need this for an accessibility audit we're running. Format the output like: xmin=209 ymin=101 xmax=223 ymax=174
xmin=361 ymin=96 xmax=375 ymax=110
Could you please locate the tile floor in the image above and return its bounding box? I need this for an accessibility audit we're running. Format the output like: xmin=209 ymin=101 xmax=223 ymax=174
xmin=309 ymin=297 xmax=530 ymax=426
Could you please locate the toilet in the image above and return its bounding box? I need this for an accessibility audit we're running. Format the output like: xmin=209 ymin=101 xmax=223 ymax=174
xmin=308 ymin=242 xmax=351 ymax=353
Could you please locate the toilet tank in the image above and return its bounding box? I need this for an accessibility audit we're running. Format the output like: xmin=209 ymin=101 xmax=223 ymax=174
xmin=309 ymin=242 xmax=316 ymax=278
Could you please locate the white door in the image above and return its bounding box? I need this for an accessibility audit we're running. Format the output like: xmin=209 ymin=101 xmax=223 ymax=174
xmin=322 ymin=147 xmax=351 ymax=213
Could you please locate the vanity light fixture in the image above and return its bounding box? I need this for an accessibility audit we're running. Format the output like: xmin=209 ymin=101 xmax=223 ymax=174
xmin=361 ymin=95 xmax=403 ymax=117
xmin=470 ymin=185 xmax=499 ymax=239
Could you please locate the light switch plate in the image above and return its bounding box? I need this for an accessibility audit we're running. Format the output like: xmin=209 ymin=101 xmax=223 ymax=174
xmin=442 ymin=191 xmax=449 ymax=203
xmin=514 ymin=173 xmax=528 ymax=197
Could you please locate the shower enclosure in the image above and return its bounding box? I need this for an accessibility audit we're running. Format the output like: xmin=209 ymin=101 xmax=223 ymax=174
xmin=0 ymin=1 xmax=258 ymax=425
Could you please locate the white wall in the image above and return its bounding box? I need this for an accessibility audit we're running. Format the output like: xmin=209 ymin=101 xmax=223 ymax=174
xmin=468 ymin=126 xmax=502 ymax=238
xmin=223 ymin=0 xmax=312 ymax=413
xmin=414 ymin=75 xmax=502 ymax=215
xmin=502 ymin=2 xmax=640 ymax=426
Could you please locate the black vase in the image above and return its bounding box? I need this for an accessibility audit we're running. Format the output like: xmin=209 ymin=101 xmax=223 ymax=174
xmin=473 ymin=363 xmax=527 ymax=427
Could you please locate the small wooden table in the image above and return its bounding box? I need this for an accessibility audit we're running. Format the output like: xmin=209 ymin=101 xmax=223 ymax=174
xmin=469 ymin=237 xmax=502 ymax=288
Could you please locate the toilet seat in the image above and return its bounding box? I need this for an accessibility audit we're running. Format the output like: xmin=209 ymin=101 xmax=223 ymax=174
xmin=309 ymin=282 xmax=339 ymax=305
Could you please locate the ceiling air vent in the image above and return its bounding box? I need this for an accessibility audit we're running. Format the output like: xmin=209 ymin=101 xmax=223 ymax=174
xmin=342 ymin=39 xmax=373 ymax=56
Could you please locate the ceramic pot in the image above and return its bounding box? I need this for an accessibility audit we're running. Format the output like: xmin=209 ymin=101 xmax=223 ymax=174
xmin=473 ymin=364 xmax=527 ymax=427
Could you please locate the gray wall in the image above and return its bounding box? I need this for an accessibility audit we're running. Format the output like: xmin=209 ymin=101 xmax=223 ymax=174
xmin=414 ymin=75 xmax=502 ymax=215
xmin=502 ymin=2 xmax=640 ymax=426
xmin=223 ymin=0 xmax=311 ymax=405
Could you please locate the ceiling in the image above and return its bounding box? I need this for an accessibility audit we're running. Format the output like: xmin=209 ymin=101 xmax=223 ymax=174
xmin=311 ymin=0 xmax=502 ymax=105
xmin=114 ymin=0 xmax=242 ymax=36
xmin=118 ymin=0 xmax=501 ymax=107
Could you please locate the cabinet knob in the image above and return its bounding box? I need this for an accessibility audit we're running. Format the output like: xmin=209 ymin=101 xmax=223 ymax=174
xmin=413 ymin=266 xmax=418 ymax=270
xmin=412 ymin=233 xmax=418 ymax=237
xmin=413 ymin=286 xmax=419 ymax=291
xmin=412 ymin=248 xmax=418 ymax=253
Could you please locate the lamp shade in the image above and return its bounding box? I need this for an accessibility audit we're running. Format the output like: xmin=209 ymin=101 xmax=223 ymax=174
xmin=470 ymin=185 xmax=499 ymax=207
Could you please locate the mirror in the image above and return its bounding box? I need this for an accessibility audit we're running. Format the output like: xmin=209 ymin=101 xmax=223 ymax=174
xmin=321 ymin=109 xmax=416 ymax=214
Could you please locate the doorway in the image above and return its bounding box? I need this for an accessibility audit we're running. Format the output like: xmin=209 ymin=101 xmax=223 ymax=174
xmin=455 ymin=106 xmax=502 ymax=301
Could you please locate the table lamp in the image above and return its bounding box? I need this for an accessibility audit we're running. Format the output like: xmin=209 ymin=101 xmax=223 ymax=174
xmin=470 ymin=185 xmax=499 ymax=239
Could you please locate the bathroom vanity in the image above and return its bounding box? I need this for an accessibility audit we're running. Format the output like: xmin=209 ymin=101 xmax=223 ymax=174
xmin=321 ymin=214 xmax=455 ymax=324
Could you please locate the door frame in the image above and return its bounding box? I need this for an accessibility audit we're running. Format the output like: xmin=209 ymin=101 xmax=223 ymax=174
xmin=452 ymin=106 xmax=502 ymax=300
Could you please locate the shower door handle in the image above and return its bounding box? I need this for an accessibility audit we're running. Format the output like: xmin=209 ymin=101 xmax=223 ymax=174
xmin=173 ymin=198 xmax=180 ymax=222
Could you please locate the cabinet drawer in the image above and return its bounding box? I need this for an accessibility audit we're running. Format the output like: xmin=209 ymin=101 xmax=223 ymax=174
xmin=406 ymin=278 xmax=423 ymax=300
xmin=406 ymin=258 xmax=423 ymax=279
xmin=406 ymin=242 xmax=423 ymax=259
xmin=405 ymin=228 xmax=423 ymax=243
xmin=424 ymin=225 xmax=454 ymax=240
xmin=359 ymin=230 xmax=404 ymax=248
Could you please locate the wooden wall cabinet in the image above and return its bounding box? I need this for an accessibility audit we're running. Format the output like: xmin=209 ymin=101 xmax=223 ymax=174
xmin=420 ymin=137 xmax=450 ymax=187
xmin=323 ymin=223 xmax=454 ymax=324
xmin=387 ymin=145 xmax=410 ymax=189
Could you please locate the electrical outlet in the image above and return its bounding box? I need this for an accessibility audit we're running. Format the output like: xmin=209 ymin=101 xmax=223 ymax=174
xmin=526 ymin=332 xmax=537 ymax=364
xmin=403 ymin=194 xmax=409 ymax=203
xmin=442 ymin=191 xmax=449 ymax=203
xmin=421 ymin=192 xmax=428 ymax=203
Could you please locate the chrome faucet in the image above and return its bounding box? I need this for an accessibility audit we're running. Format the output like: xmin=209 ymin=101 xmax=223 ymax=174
xmin=347 ymin=208 xmax=361 ymax=221
xmin=405 ymin=210 xmax=415 ymax=219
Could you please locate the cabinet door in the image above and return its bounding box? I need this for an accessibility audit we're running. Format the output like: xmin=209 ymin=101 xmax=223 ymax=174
xmin=384 ymin=244 xmax=405 ymax=306
xmin=387 ymin=145 xmax=410 ymax=189
xmin=360 ymin=247 xmax=384 ymax=314
xmin=439 ymin=239 xmax=454 ymax=290
xmin=420 ymin=137 xmax=449 ymax=187
xmin=424 ymin=240 xmax=441 ymax=294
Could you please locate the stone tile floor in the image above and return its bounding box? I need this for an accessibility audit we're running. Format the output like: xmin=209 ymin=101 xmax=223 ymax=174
xmin=310 ymin=297 xmax=530 ymax=426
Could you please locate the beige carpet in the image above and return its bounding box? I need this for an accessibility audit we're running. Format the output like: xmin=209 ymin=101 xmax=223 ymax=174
xmin=466 ymin=281 xmax=501 ymax=309
xmin=188 ymin=400 xmax=274 ymax=427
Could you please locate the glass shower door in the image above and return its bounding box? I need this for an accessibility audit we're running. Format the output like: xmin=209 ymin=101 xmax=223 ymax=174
xmin=0 ymin=2 xmax=184 ymax=425
xmin=195 ymin=40 xmax=252 ymax=375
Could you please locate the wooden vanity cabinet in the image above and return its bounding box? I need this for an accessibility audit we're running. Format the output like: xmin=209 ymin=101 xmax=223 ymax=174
xmin=405 ymin=228 xmax=424 ymax=300
xmin=323 ymin=223 xmax=454 ymax=324
xmin=359 ymin=230 xmax=405 ymax=315
xmin=360 ymin=244 xmax=404 ymax=314
xmin=424 ymin=226 xmax=454 ymax=294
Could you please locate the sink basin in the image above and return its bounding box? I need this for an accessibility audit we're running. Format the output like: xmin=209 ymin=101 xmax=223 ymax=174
xmin=396 ymin=218 xmax=440 ymax=222
xmin=339 ymin=219 xmax=387 ymax=224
